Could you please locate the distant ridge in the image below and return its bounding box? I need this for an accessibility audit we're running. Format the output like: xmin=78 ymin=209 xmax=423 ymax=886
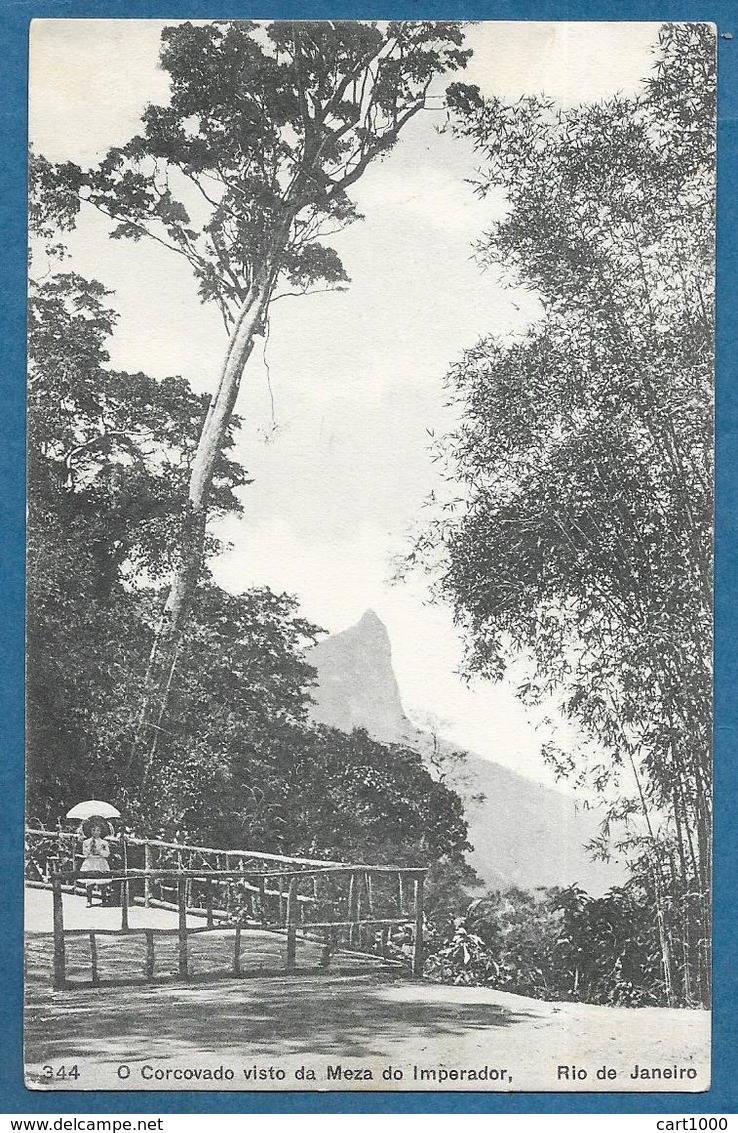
xmin=308 ymin=610 xmax=625 ymax=896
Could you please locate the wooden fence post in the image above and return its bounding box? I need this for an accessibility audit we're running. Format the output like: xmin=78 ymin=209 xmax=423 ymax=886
xmin=348 ymin=872 xmax=357 ymax=948
xmin=279 ymin=874 xmax=287 ymax=925
xmin=224 ymin=853 xmax=233 ymax=919
xmin=206 ymin=877 xmax=214 ymax=928
xmin=144 ymin=842 xmax=152 ymax=907
xmin=52 ymin=878 xmax=66 ymax=990
xmin=285 ymin=876 xmax=298 ymax=971
xmin=412 ymin=873 xmax=425 ymax=977
xmin=120 ymin=867 xmax=129 ymax=932
xmin=233 ymin=926 xmax=242 ymax=976
xmin=178 ymin=876 xmax=189 ymax=979
xmin=89 ymin=932 xmax=99 ymax=985
xmin=145 ymin=930 xmax=155 ymax=980
xmin=365 ymin=871 xmax=374 ymax=914
xmin=320 ymin=928 xmax=332 ymax=969
xmin=120 ymin=831 xmax=129 ymax=931
xmin=259 ymin=876 xmax=267 ymax=927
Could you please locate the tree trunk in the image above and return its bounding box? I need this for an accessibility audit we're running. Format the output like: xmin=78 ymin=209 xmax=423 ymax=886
xmin=133 ymin=237 xmax=289 ymax=781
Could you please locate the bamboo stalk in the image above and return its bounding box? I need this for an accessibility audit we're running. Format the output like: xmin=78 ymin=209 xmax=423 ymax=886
xmin=120 ymin=869 xmax=129 ymax=933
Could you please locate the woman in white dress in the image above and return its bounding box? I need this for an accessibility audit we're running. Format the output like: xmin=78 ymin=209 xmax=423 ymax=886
xmin=79 ymin=821 xmax=111 ymax=906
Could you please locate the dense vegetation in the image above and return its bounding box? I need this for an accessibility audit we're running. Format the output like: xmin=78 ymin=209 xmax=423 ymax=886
xmin=412 ymin=24 xmax=714 ymax=1007
xmin=28 ymin=20 xmax=473 ymax=874
xmin=424 ymin=868 xmax=691 ymax=1007
xmin=41 ymin=20 xmax=471 ymax=776
xmin=26 ymin=264 xmax=471 ymax=879
xmin=28 ymin=22 xmax=713 ymax=1010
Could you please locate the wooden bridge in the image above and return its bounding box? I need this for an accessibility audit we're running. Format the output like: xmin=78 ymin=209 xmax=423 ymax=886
xmin=25 ymin=828 xmax=426 ymax=991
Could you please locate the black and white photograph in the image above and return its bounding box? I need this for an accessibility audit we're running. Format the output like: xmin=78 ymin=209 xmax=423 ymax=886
xmin=24 ymin=18 xmax=714 ymax=1092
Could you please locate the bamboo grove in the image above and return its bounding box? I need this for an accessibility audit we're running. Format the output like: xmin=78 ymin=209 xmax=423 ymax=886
xmin=411 ymin=25 xmax=714 ymax=1005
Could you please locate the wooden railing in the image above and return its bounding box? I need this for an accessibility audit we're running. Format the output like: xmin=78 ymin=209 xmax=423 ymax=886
xmin=25 ymin=827 xmax=345 ymax=895
xmin=48 ymin=864 xmax=426 ymax=990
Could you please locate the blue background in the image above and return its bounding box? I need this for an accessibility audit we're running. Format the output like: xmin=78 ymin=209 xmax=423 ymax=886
xmin=1 ymin=0 xmax=736 ymax=1115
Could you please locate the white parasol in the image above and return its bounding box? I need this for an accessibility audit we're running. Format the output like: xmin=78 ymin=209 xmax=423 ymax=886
xmin=65 ymin=800 xmax=121 ymax=821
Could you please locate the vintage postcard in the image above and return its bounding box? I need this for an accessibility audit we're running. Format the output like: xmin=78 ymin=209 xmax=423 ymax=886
xmin=24 ymin=19 xmax=714 ymax=1092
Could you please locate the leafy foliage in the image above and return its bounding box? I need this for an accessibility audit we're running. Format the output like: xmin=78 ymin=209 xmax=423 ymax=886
xmin=413 ymin=24 xmax=714 ymax=1003
xmin=35 ymin=22 xmax=472 ymax=770
xmin=425 ymin=875 xmax=695 ymax=1007
xmin=26 ymin=266 xmax=470 ymax=874
xmin=43 ymin=21 xmax=470 ymax=325
xmin=178 ymin=723 xmax=470 ymax=865
xmin=28 ymin=272 xmax=245 ymax=591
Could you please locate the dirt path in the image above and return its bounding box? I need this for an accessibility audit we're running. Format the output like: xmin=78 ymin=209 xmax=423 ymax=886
xmin=25 ymin=886 xmax=205 ymax=932
xmin=25 ymin=965 xmax=711 ymax=1095
xmin=25 ymin=890 xmax=710 ymax=1094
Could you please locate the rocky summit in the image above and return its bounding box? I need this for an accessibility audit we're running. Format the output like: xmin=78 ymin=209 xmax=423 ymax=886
xmin=308 ymin=609 xmax=408 ymax=742
xmin=308 ymin=610 xmax=625 ymax=895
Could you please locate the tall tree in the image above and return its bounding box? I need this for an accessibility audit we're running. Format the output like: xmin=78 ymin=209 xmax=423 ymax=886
xmin=26 ymin=260 xmax=472 ymax=868
xmin=28 ymin=271 xmax=245 ymax=593
xmin=26 ymin=267 xmax=245 ymax=816
xmin=44 ymin=20 xmax=470 ymax=769
xmin=411 ymin=25 xmax=714 ymax=1002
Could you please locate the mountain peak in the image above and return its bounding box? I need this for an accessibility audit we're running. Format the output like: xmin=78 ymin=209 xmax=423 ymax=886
xmin=308 ymin=609 xmax=625 ymax=895
xmin=308 ymin=609 xmax=406 ymax=741
xmin=358 ymin=608 xmax=384 ymax=629
xmin=354 ymin=608 xmax=391 ymax=647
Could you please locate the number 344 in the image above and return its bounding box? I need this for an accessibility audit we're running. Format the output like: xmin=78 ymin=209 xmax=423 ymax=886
xmin=42 ymin=1065 xmax=80 ymax=1080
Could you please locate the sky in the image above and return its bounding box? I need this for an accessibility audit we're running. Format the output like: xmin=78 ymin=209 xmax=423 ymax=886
xmin=29 ymin=19 xmax=660 ymax=791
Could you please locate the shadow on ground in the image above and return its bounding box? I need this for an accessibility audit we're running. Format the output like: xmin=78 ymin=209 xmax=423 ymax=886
xmin=26 ymin=969 xmax=529 ymax=1066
